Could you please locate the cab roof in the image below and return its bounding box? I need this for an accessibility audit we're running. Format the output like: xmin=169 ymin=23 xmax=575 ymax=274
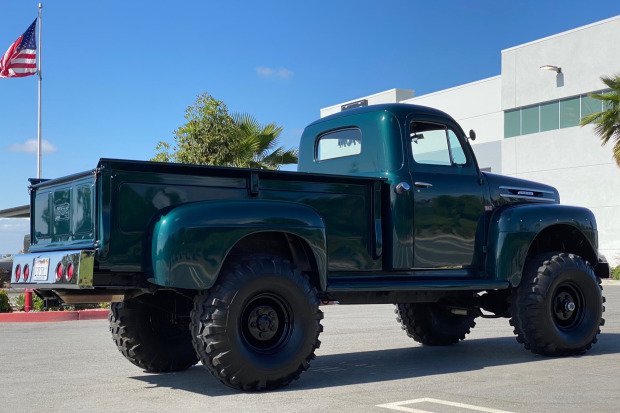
xmin=308 ymin=103 xmax=454 ymax=127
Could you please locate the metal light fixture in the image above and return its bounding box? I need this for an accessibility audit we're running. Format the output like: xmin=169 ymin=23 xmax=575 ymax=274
xmin=540 ymin=65 xmax=562 ymax=74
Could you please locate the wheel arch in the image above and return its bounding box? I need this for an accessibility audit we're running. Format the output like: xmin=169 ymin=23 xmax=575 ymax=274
xmin=224 ymin=231 xmax=326 ymax=292
xmin=149 ymin=200 xmax=327 ymax=290
xmin=527 ymin=224 xmax=598 ymax=267
xmin=486 ymin=204 xmax=599 ymax=286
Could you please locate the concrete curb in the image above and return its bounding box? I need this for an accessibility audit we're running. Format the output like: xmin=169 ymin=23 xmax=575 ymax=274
xmin=0 ymin=309 xmax=109 ymax=323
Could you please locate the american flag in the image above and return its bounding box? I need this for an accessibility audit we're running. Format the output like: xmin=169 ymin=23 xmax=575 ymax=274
xmin=0 ymin=19 xmax=37 ymax=78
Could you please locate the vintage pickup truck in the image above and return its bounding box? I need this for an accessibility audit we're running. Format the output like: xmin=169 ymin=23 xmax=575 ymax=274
xmin=12 ymin=103 xmax=608 ymax=391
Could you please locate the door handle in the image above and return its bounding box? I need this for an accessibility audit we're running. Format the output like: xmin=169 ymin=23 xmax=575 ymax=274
xmin=414 ymin=182 xmax=433 ymax=188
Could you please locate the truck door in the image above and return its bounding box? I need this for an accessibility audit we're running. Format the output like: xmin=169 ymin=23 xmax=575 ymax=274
xmin=407 ymin=119 xmax=485 ymax=269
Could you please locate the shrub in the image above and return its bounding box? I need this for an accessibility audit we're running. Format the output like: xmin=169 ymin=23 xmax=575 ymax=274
xmin=33 ymin=294 xmax=48 ymax=311
xmin=14 ymin=293 xmax=25 ymax=311
xmin=13 ymin=293 xmax=109 ymax=311
xmin=13 ymin=293 xmax=57 ymax=311
xmin=0 ymin=290 xmax=12 ymax=313
xmin=611 ymin=266 xmax=620 ymax=280
xmin=73 ymin=302 xmax=110 ymax=310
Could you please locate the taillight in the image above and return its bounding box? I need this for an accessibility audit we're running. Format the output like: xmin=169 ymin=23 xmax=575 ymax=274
xmin=23 ymin=265 xmax=29 ymax=281
xmin=67 ymin=263 xmax=74 ymax=282
xmin=56 ymin=263 xmax=63 ymax=281
xmin=15 ymin=265 xmax=21 ymax=281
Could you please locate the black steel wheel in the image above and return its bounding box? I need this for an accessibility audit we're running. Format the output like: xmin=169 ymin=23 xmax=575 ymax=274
xmin=510 ymin=252 xmax=605 ymax=356
xmin=109 ymin=290 xmax=198 ymax=372
xmin=395 ymin=302 xmax=476 ymax=345
xmin=191 ymin=255 xmax=323 ymax=391
xmin=240 ymin=292 xmax=293 ymax=352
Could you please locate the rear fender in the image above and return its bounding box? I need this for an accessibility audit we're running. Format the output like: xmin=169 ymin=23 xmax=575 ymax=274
xmin=150 ymin=200 xmax=327 ymax=290
xmin=486 ymin=204 xmax=598 ymax=286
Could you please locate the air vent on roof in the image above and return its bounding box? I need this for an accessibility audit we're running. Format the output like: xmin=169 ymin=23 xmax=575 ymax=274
xmin=341 ymin=99 xmax=368 ymax=111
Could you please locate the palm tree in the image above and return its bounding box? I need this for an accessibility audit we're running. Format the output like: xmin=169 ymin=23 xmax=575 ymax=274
xmin=231 ymin=113 xmax=298 ymax=170
xmin=580 ymin=73 xmax=620 ymax=166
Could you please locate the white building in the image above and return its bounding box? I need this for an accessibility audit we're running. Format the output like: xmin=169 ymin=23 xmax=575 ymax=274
xmin=321 ymin=16 xmax=620 ymax=265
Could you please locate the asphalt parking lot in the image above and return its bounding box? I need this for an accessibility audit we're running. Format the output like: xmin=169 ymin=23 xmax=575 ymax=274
xmin=2 ymin=283 xmax=620 ymax=413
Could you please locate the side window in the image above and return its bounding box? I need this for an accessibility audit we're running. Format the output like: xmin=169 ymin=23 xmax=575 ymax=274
xmin=447 ymin=129 xmax=467 ymax=165
xmin=410 ymin=121 xmax=467 ymax=166
xmin=316 ymin=128 xmax=361 ymax=161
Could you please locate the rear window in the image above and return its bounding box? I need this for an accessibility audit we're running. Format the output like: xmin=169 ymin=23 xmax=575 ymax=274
xmin=316 ymin=128 xmax=362 ymax=161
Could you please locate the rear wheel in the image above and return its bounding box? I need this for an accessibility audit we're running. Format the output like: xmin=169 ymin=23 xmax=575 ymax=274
xmin=191 ymin=255 xmax=323 ymax=391
xmin=395 ymin=302 xmax=476 ymax=345
xmin=510 ymin=252 xmax=605 ymax=356
xmin=109 ymin=290 xmax=198 ymax=372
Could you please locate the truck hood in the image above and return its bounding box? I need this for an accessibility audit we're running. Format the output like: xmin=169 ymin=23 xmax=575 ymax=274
xmin=483 ymin=172 xmax=560 ymax=206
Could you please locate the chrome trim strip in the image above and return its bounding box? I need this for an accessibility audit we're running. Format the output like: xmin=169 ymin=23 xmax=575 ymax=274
xmin=500 ymin=193 xmax=556 ymax=202
xmin=499 ymin=186 xmax=555 ymax=195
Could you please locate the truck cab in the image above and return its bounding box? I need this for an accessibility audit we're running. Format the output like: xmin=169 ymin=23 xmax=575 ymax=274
xmin=299 ymin=104 xmax=603 ymax=282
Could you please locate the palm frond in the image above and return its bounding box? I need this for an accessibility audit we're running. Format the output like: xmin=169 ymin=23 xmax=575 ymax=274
xmin=580 ymin=74 xmax=620 ymax=165
xmin=614 ymin=140 xmax=620 ymax=167
xmin=229 ymin=112 xmax=296 ymax=169
xmin=263 ymin=147 xmax=299 ymax=168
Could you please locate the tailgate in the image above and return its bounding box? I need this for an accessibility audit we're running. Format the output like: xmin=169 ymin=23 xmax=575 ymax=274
xmin=29 ymin=170 xmax=97 ymax=251
xmin=11 ymin=169 xmax=98 ymax=289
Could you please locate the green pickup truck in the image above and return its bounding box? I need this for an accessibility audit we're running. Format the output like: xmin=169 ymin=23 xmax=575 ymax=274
xmin=12 ymin=103 xmax=608 ymax=391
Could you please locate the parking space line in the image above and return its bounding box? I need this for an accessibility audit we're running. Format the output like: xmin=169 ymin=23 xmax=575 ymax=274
xmin=376 ymin=397 xmax=515 ymax=413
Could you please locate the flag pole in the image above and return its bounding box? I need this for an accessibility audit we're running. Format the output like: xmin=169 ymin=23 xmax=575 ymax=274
xmin=37 ymin=3 xmax=42 ymax=179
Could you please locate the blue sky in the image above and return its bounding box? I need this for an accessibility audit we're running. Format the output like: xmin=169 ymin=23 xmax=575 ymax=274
xmin=1 ymin=0 xmax=620 ymax=252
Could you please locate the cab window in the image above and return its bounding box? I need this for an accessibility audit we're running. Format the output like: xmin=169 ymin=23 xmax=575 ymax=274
xmin=316 ymin=128 xmax=362 ymax=161
xmin=410 ymin=121 xmax=467 ymax=166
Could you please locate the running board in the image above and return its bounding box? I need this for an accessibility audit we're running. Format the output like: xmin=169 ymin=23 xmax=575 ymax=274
xmin=326 ymin=277 xmax=510 ymax=292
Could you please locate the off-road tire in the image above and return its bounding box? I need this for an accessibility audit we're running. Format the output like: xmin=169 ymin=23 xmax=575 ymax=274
xmin=395 ymin=303 xmax=476 ymax=345
xmin=109 ymin=291 xmax=198 ymax=372
xmin=510 ymin=252 xmax=605 ymax=356
xmin=191 ymin=255 xmax=323 ymax=391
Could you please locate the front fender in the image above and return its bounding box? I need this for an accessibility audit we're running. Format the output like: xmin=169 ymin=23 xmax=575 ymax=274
xmin=486 ymin=204 xmax=597 ymax=286
xmin=150 ymin=200 xmax=327 ymax=290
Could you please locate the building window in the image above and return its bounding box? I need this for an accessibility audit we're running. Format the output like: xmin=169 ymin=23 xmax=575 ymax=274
xmin=581 ymin=94 xmax=601 ymax=117
xmin=540 ymin=101 xmax=559 ymax=132
xmin=560 ymin=96 xmax=580 ymax=128
xmin=521 ymin=105 xmax=539 ymax=135
xmin=504 ymin=89 xmax=608 ymax=138
xmin=504 ymin=109 xmax=520 ymax=138
xmin=316 ymin=128 xmax=362 ymax=161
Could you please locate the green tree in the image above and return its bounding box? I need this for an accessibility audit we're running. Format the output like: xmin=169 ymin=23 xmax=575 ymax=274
xmin=153 ymin=92 xmax=239 ymax=165
xmin=580 ymin=73 xmax=620 ymax=166
xmin=153 ymin=92 xmax=297 ymax=169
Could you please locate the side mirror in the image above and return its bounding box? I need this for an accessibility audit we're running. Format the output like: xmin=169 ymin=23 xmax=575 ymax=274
xmin=468 ymin=129 xmax=476 ymax=141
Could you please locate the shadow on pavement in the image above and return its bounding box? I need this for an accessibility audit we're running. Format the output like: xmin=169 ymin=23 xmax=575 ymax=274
xmin=129 ymin=332 xmax=620 ymax=396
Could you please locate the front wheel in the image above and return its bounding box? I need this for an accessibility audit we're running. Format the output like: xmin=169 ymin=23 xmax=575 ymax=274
xmin=510 ymin=252 xmax=605 ymax=356
xmin=191 ymin=255 xmax=323 ymax=391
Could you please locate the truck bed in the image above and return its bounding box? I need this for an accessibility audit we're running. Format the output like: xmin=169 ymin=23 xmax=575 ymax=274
xmin=27 ymin=159 xmax=385 ymax=280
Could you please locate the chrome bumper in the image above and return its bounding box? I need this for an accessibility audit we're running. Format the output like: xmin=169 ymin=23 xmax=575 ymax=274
xmin=11 ymin=250 xmax=95 ymax=289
